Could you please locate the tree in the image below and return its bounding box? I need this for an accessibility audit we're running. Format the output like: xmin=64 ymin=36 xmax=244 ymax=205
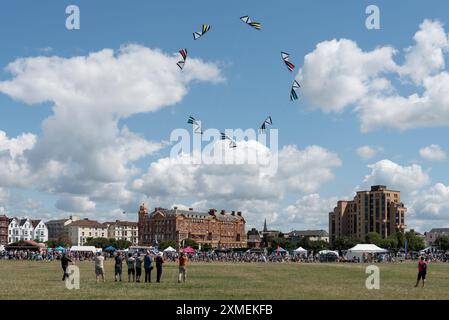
xmin=380 ymin=235 xmax=398 ymax=251
xmin=365 ymin=232 xmax=382 ymax=246
xmin=183 ymin=238 xmax=199 ymax=249
xmin=84 ymin=237 xmax=110 ymax=248
xmin=332 ymin=237 xmax=358 ymax=251
xmin=308 ymin=240 xmax=329 ymax=252
xmin=115 ymin=239 xmax=132 ymax=249
xmin=396 ymin=230 xmax=405 ymax=250
xmin=436 ymin=235 xmax=449 ymax=251
xmin=405 ymin=230 xmax=425 ymax=252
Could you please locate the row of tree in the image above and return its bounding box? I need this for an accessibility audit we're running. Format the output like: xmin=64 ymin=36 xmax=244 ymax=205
xmin=332 ymin=230 xmax=426 ymax=252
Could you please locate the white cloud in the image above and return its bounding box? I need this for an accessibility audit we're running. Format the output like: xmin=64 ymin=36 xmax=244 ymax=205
xmin=297 ymin=19 xmax=449 ymax=132
xmin=363 ymin=160 xmax=430 ymax=195
xmin=408 ymin=183 xmax=449 ymax=231
xmin=134 ymin=141 xmax=341 ymax=202
xmin=298 ymin=39 xmax=396 ymax=113
xmin=356 ymin=145 xmax=383 ymax=160
xmin=0 ymin=130 xmax=37 ymax=188
xmin=419 ymin=144 xmax=447 ymax=161
xmin=0 ymin=44 xmax=224 ymax=208
xmin=55 ymin=196 xmax=96 ymax=213
xmin=283 ymin=194 xmax=338 ymax=230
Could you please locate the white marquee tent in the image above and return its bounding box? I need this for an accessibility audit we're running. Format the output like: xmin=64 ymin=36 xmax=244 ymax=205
xmin=163 ymin=246 xmax=176 ymax=252
xmin=69 ymin=246 xmax=99 ymax=253
xmin=294 ymin=247 xmax=308 ymax=255
xmin=345 ymin=244 xmax=387 ymax=261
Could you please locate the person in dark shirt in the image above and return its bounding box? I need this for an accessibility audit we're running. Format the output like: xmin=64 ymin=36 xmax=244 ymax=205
xmin=114 ymin=252 xmax=123 ymax=282
xmin=156 ymin=252 xmax=164 ymax=283
xmin=144 ymin=251 xmax=153 ymax=283
xmin=61 ymin=253 xmax=72 ymax=281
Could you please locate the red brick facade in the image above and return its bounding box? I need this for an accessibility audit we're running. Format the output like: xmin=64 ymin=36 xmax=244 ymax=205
xmin=0 ymin=215 xmax=9 ymax=245
xmin=138 ymin=205 xmax=246 ymax=249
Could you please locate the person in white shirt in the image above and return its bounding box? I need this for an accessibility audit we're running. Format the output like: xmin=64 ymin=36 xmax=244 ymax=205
xmin=94 ymin=252 xmax=105 ymax=283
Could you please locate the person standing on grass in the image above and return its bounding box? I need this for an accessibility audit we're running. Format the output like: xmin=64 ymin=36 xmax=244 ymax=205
xmin=415 ymin=256 xmax=428 ymax=288
xmin=144 ymin=251 xmax=153 ymax=283
xmin=114 ymin=252 xmax=123 ymax=282
xmin=127 ymin=253 xmax=136 ymax=282
xmin=61 ymin=253 xmax=72 ymax=281
xmin=95 ymin=252 xmax=105 ymax=283
xmin=156 ymin=252 xmax=164 ymax=283
xmin=135 ymin=253 xmax=143 ymax=283
xmin=178 ymin=252 xmax=188 ymax=283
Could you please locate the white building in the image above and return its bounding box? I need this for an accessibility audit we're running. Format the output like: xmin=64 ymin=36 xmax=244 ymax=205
xmin=8 ymin=218 xmax=48 ymax=244
xmin=66 ymin=219 xmax=108 ymax=246
xmin=105 ymin=220 xmax=139 ymax=245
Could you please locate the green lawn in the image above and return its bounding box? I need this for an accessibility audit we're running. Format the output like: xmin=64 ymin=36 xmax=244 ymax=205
xmin=0 ymin=260 xmax=448 ymax=300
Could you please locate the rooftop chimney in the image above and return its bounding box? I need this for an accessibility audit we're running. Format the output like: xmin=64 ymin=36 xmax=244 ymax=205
xmin=220 ymin=210 xmax=225 ymax=215
xmin=208 ymin=209 xmax=216 ymax=215
xmin=189 ymin=208 xmax=193 ymax=211
xmin=237 ymin=211 xmax=242 ymax=216
xmin=231 ymin=211 xmax=235 ymax=216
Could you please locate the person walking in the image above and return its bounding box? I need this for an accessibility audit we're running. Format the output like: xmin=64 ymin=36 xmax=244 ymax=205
xmin=114 ymin=252 xmax=123 ymax=282
xmin=94 ymin=252 xmax=105 ymax=283
xmin=178 ymin=252 xmax=188 ymax=283
xmin=61 ymin=253 xmax=72 ymax=281
xmin=135 ymin=253 xmax=143 ymax=283
xmin=415 ymin=256 xmax=428 ymax=288
xmin=156 ymin=252 xmax=164 ymax=283
xmin=144 ymin=251 xmax=153 ymax=283
xmin=127 ymin=253 xmax=136 ymax=282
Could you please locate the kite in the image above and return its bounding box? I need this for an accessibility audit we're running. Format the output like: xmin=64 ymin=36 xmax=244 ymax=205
xmin=193 ymin=24 xmax=211 ymax=40
xmin=259 ymin=116 xmax=273 ymax=133
xmin=187 ymin=115 xmax=203 ymax=134
xmin=281 ymin=52 xmax=295 ymax=72
xmin=177 ymin=48 xmax=188 ymax=70
xmin=240 ymin=15 xmax=262 ymax=30
xmin=221 ymin=132 xmax=237 ymax=149
xmin=290 ymin=80 xmax=301 ymax=101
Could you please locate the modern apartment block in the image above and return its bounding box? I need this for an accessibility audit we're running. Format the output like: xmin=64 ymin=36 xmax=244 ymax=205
xmin=329 ymin=185 xmax=407 ymax=245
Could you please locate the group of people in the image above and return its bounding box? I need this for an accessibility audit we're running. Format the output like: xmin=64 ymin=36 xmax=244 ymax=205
xmin=61 ymin=251 xmax=189 ymax=284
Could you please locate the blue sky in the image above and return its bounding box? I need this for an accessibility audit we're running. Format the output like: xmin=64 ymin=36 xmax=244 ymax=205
xmin=1 ymin=0 xmax=449 ymax=233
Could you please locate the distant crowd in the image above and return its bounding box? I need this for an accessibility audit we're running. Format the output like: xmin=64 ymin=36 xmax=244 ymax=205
xmin=2 ymin=248 xmax=449 ymax=264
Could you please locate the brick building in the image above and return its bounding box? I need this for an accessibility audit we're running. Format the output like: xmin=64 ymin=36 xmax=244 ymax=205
xmin=0 ymin=215 xmax=9 ymax=245
xmin=329 ymin=185 xmax=407 ymax=245
xmin=138 ymin=204 xmax=246 ymax=249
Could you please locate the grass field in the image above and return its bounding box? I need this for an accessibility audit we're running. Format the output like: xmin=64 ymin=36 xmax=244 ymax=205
xmin=0 ymin=260 xmax=448 ymax=300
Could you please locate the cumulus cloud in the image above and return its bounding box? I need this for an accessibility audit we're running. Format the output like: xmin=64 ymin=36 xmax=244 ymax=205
xmin=419 ymin=144 xmax=447 ymax=161
xmin=297 ymin=19 xmax=449 ymax=132
xmin=283 ymin=194 xmax=338 ymax=230
xmin=362 ymin=159 xmax=430 ymax=195
xmin=55 ymin=196 xmax=96 ymax=213
xmin=0 ymin=44 xmax=224 ymax=209
xmin=0 ymin=130 xmax=36 ymax=187
xmin=134 ymin=140 xmax=341 ymax=202
xmin=356 ymin=145 xmax=383 ymax=160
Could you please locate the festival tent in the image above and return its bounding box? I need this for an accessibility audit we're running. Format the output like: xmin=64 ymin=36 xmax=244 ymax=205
xmin=104 ymin=246 xmax=117 ymax=252
xmin=0 ymin=245 xmax=4 ymax=252
xmin=276 ymin=247 xmax=287 ymax=252
xmin=55 ymin=246 xmax=66 ymax=252
xmin=182 ymin=246 xmax=195 ymax=254
xmin=345 ymin=244 xmax=387 ymax=261
xmin=319 ymin=250 xmax=339 ymax=257
xmin=163 ymin=246 xmax=176 ymax=252
xmin=294 ymin=247 xmax=308 ymax=255
xmin=69 ymin=246 xmax=97 ymax=253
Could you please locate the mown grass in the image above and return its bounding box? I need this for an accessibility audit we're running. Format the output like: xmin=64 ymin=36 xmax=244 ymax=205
xmin=0 ymin=260 xmax=448 ymax=300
